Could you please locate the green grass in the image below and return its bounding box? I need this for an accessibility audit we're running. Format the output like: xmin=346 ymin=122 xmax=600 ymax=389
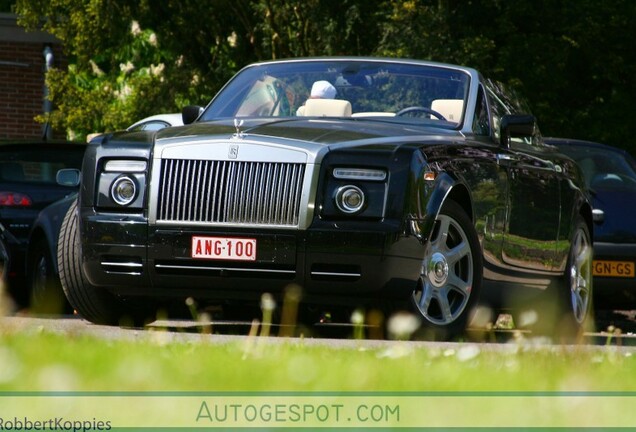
xmin=0 ymin=328 xmax=635 ymax=392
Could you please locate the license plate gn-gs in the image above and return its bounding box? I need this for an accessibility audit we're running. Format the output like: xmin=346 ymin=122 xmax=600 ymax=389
xmin=592 ymin=260 xmax=635 ymax=278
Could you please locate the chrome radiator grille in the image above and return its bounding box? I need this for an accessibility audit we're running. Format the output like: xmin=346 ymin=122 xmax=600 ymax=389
xmin=157 ymin=159 xmax=306 ymax=226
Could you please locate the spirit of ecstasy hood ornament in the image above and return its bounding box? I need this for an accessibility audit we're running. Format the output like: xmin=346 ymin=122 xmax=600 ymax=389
xmin=233 ymin=118 xmax=245 ymax=139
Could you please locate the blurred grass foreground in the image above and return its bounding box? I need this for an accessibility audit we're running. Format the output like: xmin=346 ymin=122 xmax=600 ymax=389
xmin=0 ymin=318 xmax=635 ymax=392
xmin=2 ymin=294 xmax=636 ymax=427
xmin=1 ymin=322 xmax=636 ymax=428
xmin=0 ymin=282 xmax=634 ymax=393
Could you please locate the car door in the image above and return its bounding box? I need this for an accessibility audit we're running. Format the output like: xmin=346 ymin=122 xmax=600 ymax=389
xmin=485 ymin=81 xmax=561 ymax=273
xmin=499 ymin=143 xmax=561 ymax=272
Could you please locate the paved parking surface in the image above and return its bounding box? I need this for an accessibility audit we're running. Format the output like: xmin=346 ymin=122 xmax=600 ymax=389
xmin=2 ymin=311 xmax=636 ymax=348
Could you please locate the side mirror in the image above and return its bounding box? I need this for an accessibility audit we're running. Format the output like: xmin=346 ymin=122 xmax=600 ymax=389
xmin=182 ymin=105 xmax=203 ymax=125
xmin=56 ymin=168 xmax=80 ymax=187
xmin=500 ymin=114 xmax=536 ymax=147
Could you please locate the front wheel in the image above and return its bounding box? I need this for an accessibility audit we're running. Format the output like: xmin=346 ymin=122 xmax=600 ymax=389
xmin=57 ymin=199 xmax=155 ymax=326
xmin=411 ymin=199 xmax=482 ymax=339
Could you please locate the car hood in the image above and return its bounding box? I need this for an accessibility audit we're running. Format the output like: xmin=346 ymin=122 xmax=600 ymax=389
xmin=155 ymin=118 xmax=462 ymax=147
xmin=593 ymin=187 xmax=636 ymax=243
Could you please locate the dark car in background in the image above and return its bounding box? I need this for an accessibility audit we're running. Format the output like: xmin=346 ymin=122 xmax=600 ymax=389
xmin=26 ymin=192 xmax=78 ymax=312
xmin=24 ymin=114 xmax=180 ymax=313
xmin=1 ymin=222 xmax=12 ymax=296
xmin=548 ymin=138 xmax=636 ymax=308
xmin=0 ymin=141 xmax=86 ymax=307
xmin=59 ymin=57 xmax=594 ymax=340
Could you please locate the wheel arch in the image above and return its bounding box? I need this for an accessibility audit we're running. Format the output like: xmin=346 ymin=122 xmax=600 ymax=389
xmin=579 ymin=201 xmax=593 ymax=241
xmin=445 ymin=183 xmax=473 ymax=223
xmin=26 ymin=228 xmax=45 ymax=270
xmin=26 ymin=226 xmax=59 ymax=277
xmin=418 ymin=172 xmax=474 ymax=239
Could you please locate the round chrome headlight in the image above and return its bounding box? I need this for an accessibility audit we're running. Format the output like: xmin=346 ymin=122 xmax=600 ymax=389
xmin=335 ymin=185 xmax=365 ymax=214
xmin=110 ymin=176 xmax=137 ymax=206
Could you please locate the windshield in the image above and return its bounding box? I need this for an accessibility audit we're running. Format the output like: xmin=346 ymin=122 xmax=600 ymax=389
xmin=200 ymin=60 xmax=470 ymax=127
xmin=559 ymin=144 xmax=636 ymax=191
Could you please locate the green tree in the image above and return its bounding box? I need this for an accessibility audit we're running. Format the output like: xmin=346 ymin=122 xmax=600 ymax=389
xmin=375 ymin=0 xmax=636 ymax=152
xmin=13 ymin=0 xmax=636 ymax=151
xmin=252 ymin=0 xmax=385 ymax=58
xmin=15 ymin=0 xmax=252 ymax=138
xmin=14 ymin=0 xmax=385 ymax=140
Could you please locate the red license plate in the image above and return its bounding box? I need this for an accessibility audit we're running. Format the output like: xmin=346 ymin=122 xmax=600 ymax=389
xmin=191 ymin=236 xmax=257 ymax=261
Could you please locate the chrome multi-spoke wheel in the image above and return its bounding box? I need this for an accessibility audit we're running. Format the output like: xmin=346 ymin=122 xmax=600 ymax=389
xmin=412 ymin=199 xmax=482 ymax=337
xmin=522 ymin=216 xmax=594 ymax=341
xmin=549 ymin=216 xmax=595 ymax=341
xmin=568 ymin=224 xmax=592 ymax=324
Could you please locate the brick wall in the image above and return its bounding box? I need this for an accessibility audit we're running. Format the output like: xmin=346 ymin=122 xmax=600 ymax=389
xmin=0 ymin=13 xmax=65 ymax=140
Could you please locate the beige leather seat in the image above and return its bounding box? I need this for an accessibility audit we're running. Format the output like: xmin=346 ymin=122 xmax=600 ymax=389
xmin=297 ymin=99 xmax=352 ymax=117
xmin=430 ymin=99 xmax=464 ymax=122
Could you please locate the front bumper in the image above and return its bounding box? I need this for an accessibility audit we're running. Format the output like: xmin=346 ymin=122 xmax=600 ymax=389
xmin=80 ymin=209 xmax=423 ymax=306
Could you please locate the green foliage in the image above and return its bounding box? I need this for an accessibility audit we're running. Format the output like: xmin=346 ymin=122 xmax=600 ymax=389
xmin=252 ymin=0 xmax=385 ymax=58
xmin=15 ymin=0 xmax=239 ymax=137
xmin=12 ymin=0 xmax=636 ymax=150
xmin=36 ymin=23 xmax=189 ymax=139
xmin=375 ymin=0 xmax=636 ymax=152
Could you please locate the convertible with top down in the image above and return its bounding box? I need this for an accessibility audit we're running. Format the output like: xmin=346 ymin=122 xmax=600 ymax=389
xmin=58 ymin=57 xmax=594 ymax=339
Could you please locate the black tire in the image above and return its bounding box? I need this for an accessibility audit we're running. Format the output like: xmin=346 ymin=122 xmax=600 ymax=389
xmin=27 ymin=238 xmax=70 ymax=314
xmin=411 ymin=199 xmax=483 ymax=340
xmin=57 ymin=199 xmax=154 ymax=326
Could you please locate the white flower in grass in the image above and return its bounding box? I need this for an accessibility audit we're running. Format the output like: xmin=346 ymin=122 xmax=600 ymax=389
xmin=0 ymin=347 xmax=21 ymax=383
xmin=377 ymin=344 xmax=413 ymax=359
xmin=261 ymin=293 xmax=276 ymax=312
xmin=456 ymin=345 xmax=480 ymax=362
xmin=387 ymin=312 xmax=420 ymax=340
xmin=350 ymin=309 xmax=364 ymax=325
xmin=37 ymin=364 xmax=78 ymax=391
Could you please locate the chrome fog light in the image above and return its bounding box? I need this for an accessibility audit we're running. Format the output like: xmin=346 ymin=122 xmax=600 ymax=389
xmin=335 ymin=185 xmax=365 ymax=214
xmin=111 ymin=176 xmax=137 ymax=206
